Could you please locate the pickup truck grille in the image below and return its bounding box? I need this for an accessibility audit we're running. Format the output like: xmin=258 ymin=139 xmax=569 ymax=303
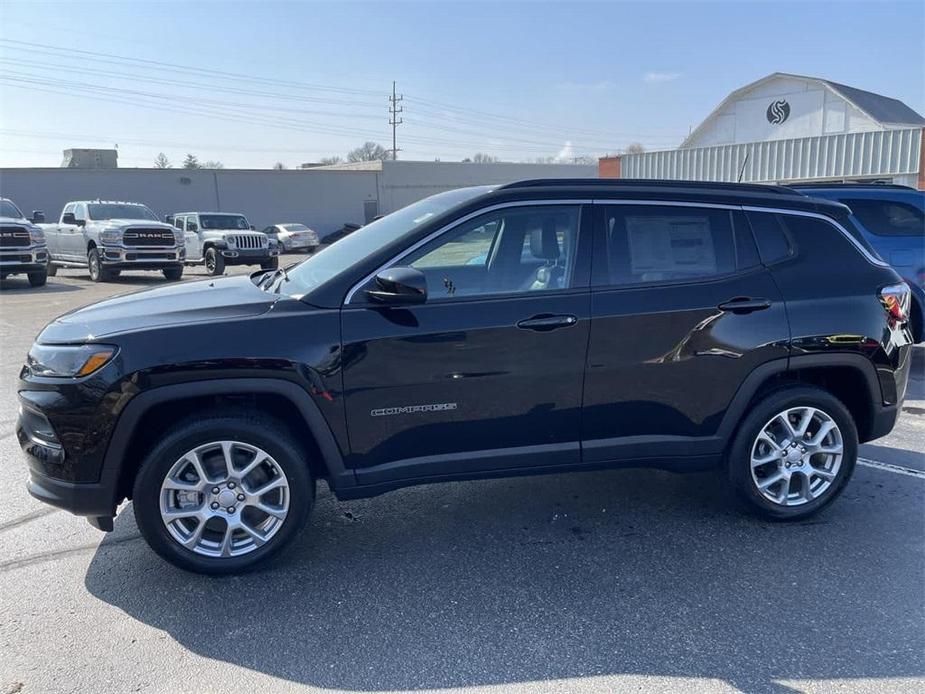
xmin=229 ymin=234 xmax=266 ymax=250
xmin=123 ymin=228 xmax=176 ymax=247
xmin=0 ymin=226 xmax=30 ymax=248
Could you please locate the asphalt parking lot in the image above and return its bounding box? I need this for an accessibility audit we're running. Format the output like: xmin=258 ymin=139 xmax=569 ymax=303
xmin=0 ymin=260 xmax=923 ymax=694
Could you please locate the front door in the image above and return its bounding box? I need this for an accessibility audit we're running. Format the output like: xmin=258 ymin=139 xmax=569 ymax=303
xmin=582 ymin=202 xmax=790 ymax=463
xmin=184 ymin=215 xmax=203 ymax=260
xmin=340 ymin=203 xmax=592 ymax=483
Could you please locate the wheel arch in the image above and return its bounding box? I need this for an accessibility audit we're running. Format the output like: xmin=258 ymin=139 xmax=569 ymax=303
xmin=718 ymin=354 xmax=883 ymax=446
xmin=106 ymin=378 xmax=352 ymax=505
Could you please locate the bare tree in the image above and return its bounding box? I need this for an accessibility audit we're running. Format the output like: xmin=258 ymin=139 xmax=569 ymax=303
xmin=182 ymin=153 xmax=201 ymax=169
xmin=319 ymin=156 xmax=343 ymax=166
xmin=570 ymin=154 xmax=598 ymax=164
xmin=154 ymin=153 xmax=171 ymax=169
xmin=347 ymin=142 xmax=390 ymax=163
xmin=202 ymin=160 xmax=224 ymax=169
xmin=625 ymin=142 xmax=646 ymax=154
xmin=471 ymin=152 xmax=500 ymax=163
xmin=273 ymin=162 xmax=287 ymax=170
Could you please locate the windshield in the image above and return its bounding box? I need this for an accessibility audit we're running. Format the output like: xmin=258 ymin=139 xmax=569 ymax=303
xmin=200 ymin=214 xmax=250 ymax=230
xmin=282 ymin=224 xmax=308 ymax=231
xmin=88 ymin=203 xmax=158 ymax=221
xmin=0 ymin=200 xmax=24 ymax=218
xmin=278 ymin=186 xmax=492 ymax=298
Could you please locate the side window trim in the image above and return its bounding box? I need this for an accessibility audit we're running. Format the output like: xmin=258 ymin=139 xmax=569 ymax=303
xmin=344 ymin=199 xmax=594 ymax=305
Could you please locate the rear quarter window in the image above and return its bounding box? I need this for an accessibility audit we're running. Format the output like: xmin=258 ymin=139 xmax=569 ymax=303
xmin=777 ymin=213 xmax=877 ymax=267
xmin=746 ymin=212 xmax=793 ymax=264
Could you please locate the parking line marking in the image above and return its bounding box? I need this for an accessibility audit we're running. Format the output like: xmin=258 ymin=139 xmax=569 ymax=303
xmin=858 ymin=458 xmax=925 ymax=479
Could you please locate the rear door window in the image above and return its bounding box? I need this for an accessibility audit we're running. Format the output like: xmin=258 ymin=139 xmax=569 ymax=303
xmin=843 ymin=198 xmax=924 ymax=237
xmin=599 ymin=205 xmax=757 ymax=286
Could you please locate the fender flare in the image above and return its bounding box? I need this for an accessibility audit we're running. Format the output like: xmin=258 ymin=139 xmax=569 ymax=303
xmin=715 ymin=353 xmax=883 ymax=440
xmin=102 ymin=378 xmax=353 ymax=501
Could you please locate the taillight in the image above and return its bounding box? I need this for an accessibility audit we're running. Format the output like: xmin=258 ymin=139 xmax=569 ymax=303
xmin=879 ymin=283 xmax=911 ymax=323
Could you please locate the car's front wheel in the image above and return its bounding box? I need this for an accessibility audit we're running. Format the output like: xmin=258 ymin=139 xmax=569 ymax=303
xmin=204 ymin=247 xmax=225 ymax=276
xmin=727 ymin=386 xmax=857 ymax=520
xmin=133 ymin=412 xmax=313 ymax=574
xmin=28 ymin=269 xmax=47 ymax=287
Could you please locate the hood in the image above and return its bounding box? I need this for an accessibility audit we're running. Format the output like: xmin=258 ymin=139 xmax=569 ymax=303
xmin=38 ymin=275 xmax=279 ymax=344
xmin=97 ymin=219 xmax=175 ymax=228
xmin=1 ymin=215 xmax=32 ymax=225
xmin=204 ymin=228 xmax=263 ymax=234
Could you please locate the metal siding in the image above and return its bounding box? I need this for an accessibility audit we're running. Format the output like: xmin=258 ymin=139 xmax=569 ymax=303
xmin=621 ymin=127 xmax=922 ymax=183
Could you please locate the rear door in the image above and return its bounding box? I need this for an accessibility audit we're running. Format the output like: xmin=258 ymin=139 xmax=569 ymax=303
xmin=582 ymin=202 xmax=790 ymax=463
xmin=340 ymin=202 xmax=593 ymax=482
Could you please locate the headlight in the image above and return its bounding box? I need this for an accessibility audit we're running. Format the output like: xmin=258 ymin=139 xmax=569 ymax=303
xmin=26 ymin=344 xmax=117 ymax=378
xmin=100 ymin=227 xmax=123 ymax=244
xmin=28 ymin=226 xmax=45 ymax=244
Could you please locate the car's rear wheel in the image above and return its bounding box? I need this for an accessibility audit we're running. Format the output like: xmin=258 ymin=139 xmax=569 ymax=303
xmin=133 ymin=412 xmax=313 ymax=574
xmin=727 ymin=386 xmax=857 ymax=520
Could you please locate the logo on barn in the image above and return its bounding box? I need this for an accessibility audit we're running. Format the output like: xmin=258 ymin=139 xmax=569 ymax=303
xmin=766 ymin=99 xmax=791 ymax=125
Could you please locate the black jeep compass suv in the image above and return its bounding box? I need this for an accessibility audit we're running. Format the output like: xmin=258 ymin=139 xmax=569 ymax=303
xmin=17 ymin=180 xmax=913 ymax=574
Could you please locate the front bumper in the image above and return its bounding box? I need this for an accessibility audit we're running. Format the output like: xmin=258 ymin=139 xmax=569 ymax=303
xmin=0 ymin=245 xmax=48 ymax=273
xmin=101 ymin=244 xmax=184 ymax=269
xmin=221 ymin=247 xmax=280 ymax=264
xmin=17 ymin=389 xmax=121 ymax=520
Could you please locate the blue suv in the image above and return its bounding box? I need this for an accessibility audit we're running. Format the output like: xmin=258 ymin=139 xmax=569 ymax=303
xmin=793 ymin=184 xmax=924 ymax=342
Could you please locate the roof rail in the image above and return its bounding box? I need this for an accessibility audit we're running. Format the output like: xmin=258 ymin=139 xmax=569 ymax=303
xmin=499 ymin=178 xmax=803 ymax=196
xmin=790 ymin=182 xmax=917 ymax=190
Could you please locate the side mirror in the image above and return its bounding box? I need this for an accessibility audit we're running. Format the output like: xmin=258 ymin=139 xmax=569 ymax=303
xmin=75 ymin=218 xmax=86 ymax=227
xmin=31 ymin=210 xmax=45 ymax=223
xmin=61 ymin=212 xmax=76 ymax=225
xmin=250 ymin=224 xmax=256 ymax=230
xmin=366 ymin=267 xmax=427 ymax=305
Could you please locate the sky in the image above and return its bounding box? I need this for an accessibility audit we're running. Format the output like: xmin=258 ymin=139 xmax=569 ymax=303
xmin=0 ymin=0 xmax=923 ymax=169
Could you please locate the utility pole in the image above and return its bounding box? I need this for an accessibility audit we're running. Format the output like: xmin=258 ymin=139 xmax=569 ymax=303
xmin=389 ymin=80 xmax=403 ymax=160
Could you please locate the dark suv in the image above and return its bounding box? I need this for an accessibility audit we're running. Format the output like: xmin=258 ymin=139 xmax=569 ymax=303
xmin=17 ymin=180 xmax=914 ymax=574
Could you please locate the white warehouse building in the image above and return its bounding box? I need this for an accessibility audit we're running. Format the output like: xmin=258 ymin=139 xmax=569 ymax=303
xmin=600 ymin=73 xmax=925 ymax=188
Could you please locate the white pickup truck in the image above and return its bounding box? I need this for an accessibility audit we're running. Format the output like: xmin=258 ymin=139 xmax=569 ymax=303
xmin=41 ymin=200 xmax=185 ymax=282
xmin=0 ymin=197 xmax=49 ymax=287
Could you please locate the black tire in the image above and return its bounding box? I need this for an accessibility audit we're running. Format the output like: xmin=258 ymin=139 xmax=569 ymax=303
xmin=88 ymin=248 xmax=118 ymax=282
xmin=132 ymin=411 xmax=313 ymax=575
xmin=46 ymin=261 xmax=57 ymax=277
xmin=727 ymin=385 xmax=858 ymax=521
xmin=162 ymin=266 xmax=184 ymax=281
xmin=204 ymin=247 xmax=225 ymax=276
xmin=260 ymin=256 xmax=279 ymax=271
xmin=28 ymin=269 xmax=47 ymax=287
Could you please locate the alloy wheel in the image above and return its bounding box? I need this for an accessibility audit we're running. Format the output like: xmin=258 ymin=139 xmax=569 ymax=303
xmin=159 ymin=440 xmax=290 ymax=557
xmin=750 ymin=406 xmax=843 ymax=507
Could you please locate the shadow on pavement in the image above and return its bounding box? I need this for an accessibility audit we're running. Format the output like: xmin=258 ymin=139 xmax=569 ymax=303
xmin=0 ymin=279 xmax=85 ymax=293
xmin=84 ymin=467 xmax=924 ymax=692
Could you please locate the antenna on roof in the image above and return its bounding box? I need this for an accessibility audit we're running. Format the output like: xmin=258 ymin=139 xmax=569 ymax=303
xmin=737 ymin=153 xmax=749 ymax=183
